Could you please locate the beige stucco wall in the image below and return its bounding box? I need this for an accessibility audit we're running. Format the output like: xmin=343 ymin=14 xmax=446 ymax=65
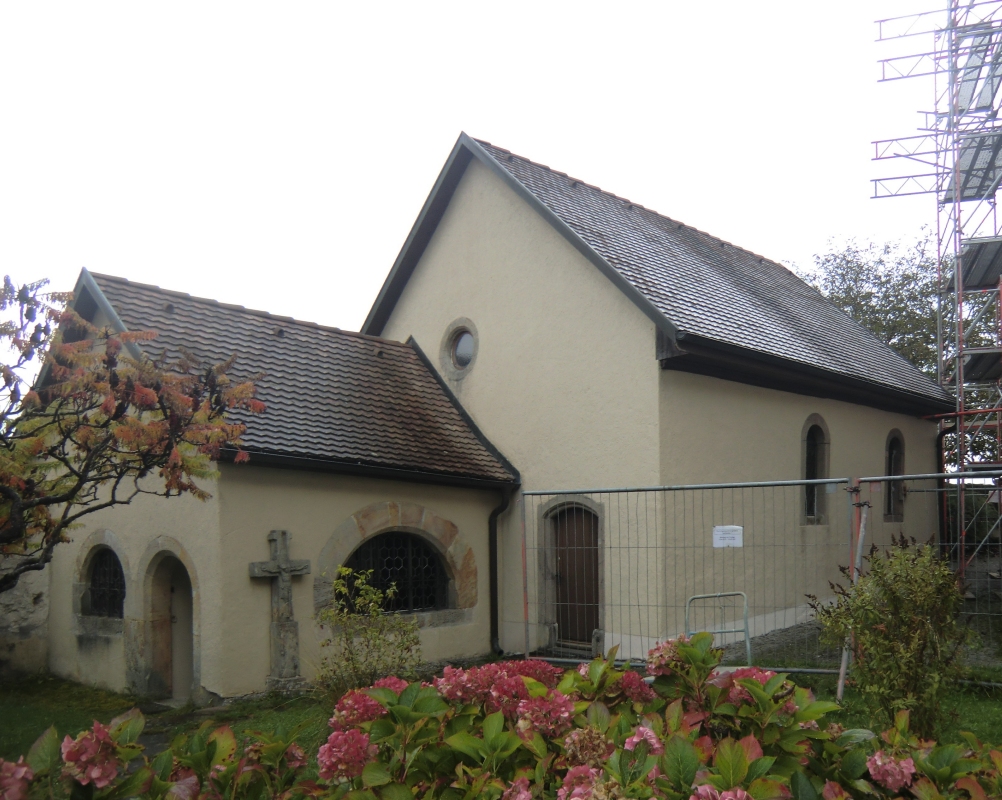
xmin=46 ymin=484 xmax=221 ymax=695
xmin=380 ymin=158 xmax=662 ymax=492
xmin=378 ymin=159 xmax=663 ymax=656
xmin=216 ymin=464 xmax=498 ymax=697
xmin=42 ymin=464 xmax=498 ymax=699
xmin=376 ymin=156 xmax=943 ymax=657
xmin=658 ymin=370 xmax=938 ymax=488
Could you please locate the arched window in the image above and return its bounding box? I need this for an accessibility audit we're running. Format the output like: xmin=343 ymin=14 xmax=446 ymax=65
xmin=85 ymin=548 xmax=125 ymax=618
xmin=345 ymin=532 xmax=448 ymax=612
xmin=803 ymin=417 xmax=829 ymax=524
xmin=886 ymin=432 xmax=905 ymax=521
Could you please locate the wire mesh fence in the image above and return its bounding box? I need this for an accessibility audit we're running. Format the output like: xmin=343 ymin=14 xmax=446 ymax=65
xmin=941 ymin=474 xmax=1002 ymax=670
xmin=516 ymin=472 xmax=1002 ymax=672
xmin=518 ymin=479 xmax=853 ymax=669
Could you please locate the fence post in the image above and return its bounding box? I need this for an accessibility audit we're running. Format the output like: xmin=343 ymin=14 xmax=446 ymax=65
xmin=838 ymin=483 xmax=872 ymax=703
xmin=521 ymin=492 xmax=530 ymax=659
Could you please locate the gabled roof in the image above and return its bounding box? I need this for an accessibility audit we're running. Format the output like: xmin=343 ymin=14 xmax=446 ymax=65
xmin=72 ymin=270 xmax=518 ymax=487
xmin=363 ymin=134 xmax=954 ymax=416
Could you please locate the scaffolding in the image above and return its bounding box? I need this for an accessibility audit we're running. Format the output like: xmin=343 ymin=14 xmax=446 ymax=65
xmin=875 ymin=1 xmax=1002 ymax=576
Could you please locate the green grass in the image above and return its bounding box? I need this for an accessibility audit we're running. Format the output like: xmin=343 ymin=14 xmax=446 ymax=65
xmin=0 ymin=674 xmax=331 ymax=765
xmin=0 ymin=674 xmax=138 ymax=761
xmin=792 ymin=672 xmax=1002 ymax=744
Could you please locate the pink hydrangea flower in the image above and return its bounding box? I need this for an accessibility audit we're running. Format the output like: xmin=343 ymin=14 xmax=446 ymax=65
xmin=821 ymin=781 xmax=850 ymax=800
xmin=60 ymin=721 xmax=119 ymax=788
xmin=690 ymin=789 xmax=753 ymax=800
xmin=487 ymin=674 xmax=531 ymax=718
xmin=329 ymin=690 xmax=387 ymax=730
xmin=624 ymin=725 xmax=664 ymax=755
xmin=373 ymin=675 xmax=410 ymax=693
xmin=726 ymin=667 xmax=776 ymax=705
xmin=502 ymin=776 xmax=533 ymax=800
xmin=284 ymin=743 xmax=307 ymax=769
xmin=557 ymin=765 xmax=601 ymax=800
xmin=577 ymin=663 xmax=590 ymax=677
xmin=647 ymin=635 xmax=690 ymax=676
xmin=516 ymin=691 xmax=575 ymax=738
xmin=0 ymin=757 xmax=34 ymax=800
xmin=618 ymin=670 xmax=656 ymax=704
xmin=507 ymin=659 xmax=564 ymax=688
xmin=434 ymin=665 xmax=476 ymax=704
xmin=317 ymin=729 xmax=377 ymax=781
xmin=866 ymin=750 xmax=916 ymax=792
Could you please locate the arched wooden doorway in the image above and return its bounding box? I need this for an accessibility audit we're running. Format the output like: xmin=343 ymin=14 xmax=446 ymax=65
xmin=150 ymin=556 xmax=194 ymax=701
xmin=551 ymin=505 xmax=600 ymax=650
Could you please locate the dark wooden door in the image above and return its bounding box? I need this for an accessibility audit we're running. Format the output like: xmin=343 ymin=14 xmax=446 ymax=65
xmin=553 ymin=507 xmax=599 ymax=645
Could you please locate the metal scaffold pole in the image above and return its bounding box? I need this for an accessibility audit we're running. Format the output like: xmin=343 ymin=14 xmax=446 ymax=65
xmin=875 ymin=0 xmax=1002 ymax=578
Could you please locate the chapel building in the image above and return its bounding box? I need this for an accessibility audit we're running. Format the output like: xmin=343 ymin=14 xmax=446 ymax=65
xmin=0 ymin=135 xmax=953 ymax=701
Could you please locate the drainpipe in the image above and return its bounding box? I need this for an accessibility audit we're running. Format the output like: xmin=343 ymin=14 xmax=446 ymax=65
xmin=489 ymin=485 xmax=518 ymax=654
xmin=937 ymin=422 xmax=957 ymax=551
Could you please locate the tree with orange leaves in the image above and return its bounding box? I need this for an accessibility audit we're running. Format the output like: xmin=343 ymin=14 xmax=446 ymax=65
xmin=0 ymin=278 xmax=263 ymax=593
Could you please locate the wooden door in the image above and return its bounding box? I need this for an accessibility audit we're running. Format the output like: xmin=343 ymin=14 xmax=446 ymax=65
xmin=150 ymin=560 xmax=173 ymax=697
xmin=553 ymin=507 xmax=599 ymax=645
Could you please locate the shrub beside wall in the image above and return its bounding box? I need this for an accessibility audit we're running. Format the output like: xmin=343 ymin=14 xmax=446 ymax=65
xmin=811 ymin=536 xmax=969 ymax=737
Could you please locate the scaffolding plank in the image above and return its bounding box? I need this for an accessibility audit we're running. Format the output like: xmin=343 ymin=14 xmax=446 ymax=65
xmin=942 ymin=130 xmax=1002 ymax=201
xmin=959 ymin=236 xmax=1002 ymax=288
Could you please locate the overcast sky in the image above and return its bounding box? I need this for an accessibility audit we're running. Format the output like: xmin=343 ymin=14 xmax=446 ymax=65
xmin=1 ymin=1 xmax=940 ymax=332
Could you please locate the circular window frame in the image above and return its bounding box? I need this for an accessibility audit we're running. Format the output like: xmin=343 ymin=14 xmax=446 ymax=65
xmin=439 ymin=318 xmax=479 ymax=381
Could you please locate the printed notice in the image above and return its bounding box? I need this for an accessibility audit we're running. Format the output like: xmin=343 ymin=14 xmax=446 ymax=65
xmin=712 ymin=525 xmax=743 ymax=548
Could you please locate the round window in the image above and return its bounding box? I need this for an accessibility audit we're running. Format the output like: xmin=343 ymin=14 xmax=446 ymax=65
xmin=451 ymin=330 xmax=475 ymax=369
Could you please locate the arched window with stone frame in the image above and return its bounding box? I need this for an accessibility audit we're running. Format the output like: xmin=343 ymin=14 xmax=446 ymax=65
xmin=802 ymin=415 xmax=830 ymax=525
xmin=83 ymin=547 xmax=126 ymax=618
xmin=345 ymin=531 xmax=449 ymax=613
xmin=885 ymin=431 xmax=905 ymax=522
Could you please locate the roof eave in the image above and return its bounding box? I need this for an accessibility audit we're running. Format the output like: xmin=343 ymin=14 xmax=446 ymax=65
xmin=218 ymin=447 xmax=519 ymax=490
xmin=72 ymin=269 xmax=144 ymax=360
xmin=670 ymin=332 xmax=955 ymax=417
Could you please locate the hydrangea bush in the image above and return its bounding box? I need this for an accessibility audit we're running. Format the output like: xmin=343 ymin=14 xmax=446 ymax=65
xmin=5 ymin=633 xmax=1002 ymax=799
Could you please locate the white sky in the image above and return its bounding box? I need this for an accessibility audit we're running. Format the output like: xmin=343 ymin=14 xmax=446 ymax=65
xmin=1 ymin=1 xmax=942 ymax=332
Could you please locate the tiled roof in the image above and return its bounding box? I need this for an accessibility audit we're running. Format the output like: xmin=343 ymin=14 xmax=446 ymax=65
xmin=475 ymin=140 xmax=953 ymax=408
xmin=84 ymin=271 xmax=517 ymax=484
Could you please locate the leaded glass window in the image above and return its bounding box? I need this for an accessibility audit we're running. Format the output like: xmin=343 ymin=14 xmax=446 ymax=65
xmin=346 ymin=533 xmax=447 ymax=612
xmin=87 ymin=549 xmax=125 ymax=618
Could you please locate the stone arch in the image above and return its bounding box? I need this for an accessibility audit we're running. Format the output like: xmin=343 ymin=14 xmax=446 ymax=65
xmin=72 ymin=529 xmax=131 ymax=626
xmin=128 ymin=537 xmax=203 ymax=701
xmin=885 ymin=429 xmax=906 ymax=522
xmin=801 ymin=413 xmax=831 ymax=524
xmin=313 ymin=501 xmax=477 ymax=613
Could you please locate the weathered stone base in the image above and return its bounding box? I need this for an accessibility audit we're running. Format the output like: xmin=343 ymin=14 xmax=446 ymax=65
xmin=270 ymin=620 xmax=301 ymax=679
xmin=265 ymin=675 xmax=309 ymax=694
xmin=0 ymin=568 xmax=49 ymax=676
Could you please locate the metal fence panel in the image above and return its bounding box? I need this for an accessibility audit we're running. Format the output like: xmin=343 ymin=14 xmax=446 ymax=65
xmin=516 ymin=472 xmax=1002 ymax=671
xmin=518 ymin=479 xmax=852 ymax=668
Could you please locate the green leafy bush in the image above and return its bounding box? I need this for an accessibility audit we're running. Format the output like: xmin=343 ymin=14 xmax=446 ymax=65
xmin=315 ymin=566 xmax=421 ymax=698
xmin=8 ymin=634 xmax=1002 ymax=799
xmin=811 ymin=536 xmax=969 ymax=736
xmin=6 ymin=634 xmax=1002 ymax=799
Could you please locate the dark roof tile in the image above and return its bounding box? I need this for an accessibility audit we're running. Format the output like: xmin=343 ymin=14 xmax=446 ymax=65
xmin=475 ymin=140 xmax=952 ymax=408
xmin=86 ymin=272 xmax=517 ymax=484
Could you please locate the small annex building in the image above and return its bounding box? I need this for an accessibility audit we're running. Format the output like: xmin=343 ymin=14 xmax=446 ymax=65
xmin=6 ymin=269 xmax=517 ymax=703
xmin=1 ymin=134 xmax=955 ymax=698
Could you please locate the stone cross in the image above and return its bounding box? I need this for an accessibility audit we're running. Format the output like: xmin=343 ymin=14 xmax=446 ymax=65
xmin=249 ymin=530 xmax=310 ymax=690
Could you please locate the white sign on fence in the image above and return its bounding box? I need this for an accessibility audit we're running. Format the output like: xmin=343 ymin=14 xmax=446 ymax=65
xmin=712 ymin=525 xmax=743 ymax=548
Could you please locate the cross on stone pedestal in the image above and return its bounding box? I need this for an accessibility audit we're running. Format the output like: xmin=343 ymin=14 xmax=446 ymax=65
xmin=249 ymin=530 xmax=310 ymax=691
